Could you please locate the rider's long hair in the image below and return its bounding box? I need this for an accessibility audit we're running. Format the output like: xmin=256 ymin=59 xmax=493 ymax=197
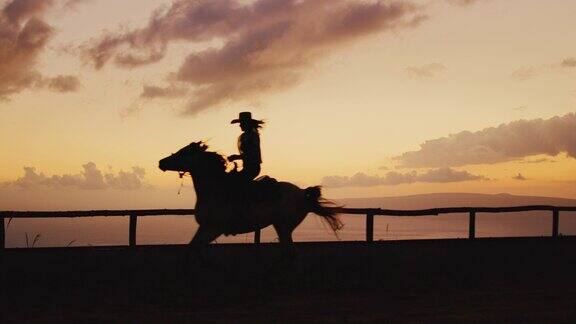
xmin=246 ymin=120 xmax=265 ymax=131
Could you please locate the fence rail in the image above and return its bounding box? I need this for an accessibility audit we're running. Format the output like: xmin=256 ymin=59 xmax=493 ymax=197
xmin=2 ymin=206 xmax=576 ymax=249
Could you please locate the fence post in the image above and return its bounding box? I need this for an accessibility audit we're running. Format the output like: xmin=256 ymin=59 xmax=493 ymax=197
xmin=1 ymin=215 xmax=5 ymax=250
xmin=254 ymin=229 xmax=261 ymax=244
xmin=366 ymin=213 xmax=374 ymax=242
xmin=468 ymin=211 xmax=476 ymax=240
xmin=552 ymin=210 xmax=559 ymax=238
xmin=129 ymin=214 xmax=137 ymax=247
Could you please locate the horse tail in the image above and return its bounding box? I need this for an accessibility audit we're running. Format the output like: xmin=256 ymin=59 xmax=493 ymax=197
xmin=305 ymin=186 xmax=343 ymax=232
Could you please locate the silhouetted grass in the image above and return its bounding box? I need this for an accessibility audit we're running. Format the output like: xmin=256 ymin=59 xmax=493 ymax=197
xmin=25 ymin=232 xmax=41 ymax=248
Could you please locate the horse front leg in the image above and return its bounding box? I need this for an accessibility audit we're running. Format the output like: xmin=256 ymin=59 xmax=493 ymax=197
xmin=184 ymin=225 xmax=222 ymax=270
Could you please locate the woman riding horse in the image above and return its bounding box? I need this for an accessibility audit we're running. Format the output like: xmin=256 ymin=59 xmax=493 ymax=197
xmin=227 ymin=112 xmax=264 ymax=182
xmin=159 ymin=139 xmax=342 ymax=261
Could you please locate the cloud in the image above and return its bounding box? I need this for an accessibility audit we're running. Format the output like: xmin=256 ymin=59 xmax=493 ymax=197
xmin=45 ymin=75 xmax=81 ymax=92
xmin=405 ymin=63 xmax=446 ymax=79
xmin=0 ymin=0 xmax=83 ymax=98
xmin=0 ymin=2 xmax=53 ymax=98
xmin=394 ymin=113 xmax=576 ymax=168
xmin=416 ymin=167 xmax=487 ymax=183
xmin=560 ymin=57 xmax=576 ymax=68
xmin=511 ymin=57 xmax=576 ymax=81
xmin=513 ymin=173 xmax=528 ymax=181
xmin=63 ymin=0 xmax=89 ymax=10
xmin=3 ymin=163 xmax=148 ymax=190
xmin=511 ymin=66 xmax=540 ymax=81
xmin=519 ymin=158 xmax=556 ymax=164
xmin=2 ymin=0 xmax=55 ymax=24
xmin=84 ymin=0 xmax=425 ymax=114
xmin=140 ymin=85 xmax=188 ymax=99
xmin=446 ymin=0 xmax=485 ymax=6
xmin=322 ymin=167 xmax=485 ymax=188
xmin=513 ymin=106 xmax=527 ymax=112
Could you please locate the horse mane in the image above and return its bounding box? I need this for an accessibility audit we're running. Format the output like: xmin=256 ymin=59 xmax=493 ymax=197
xmin=196 ymin=144 xmax=228 ymax=174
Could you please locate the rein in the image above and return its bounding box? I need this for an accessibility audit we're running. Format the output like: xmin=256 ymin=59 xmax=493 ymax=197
xmin=177 ymin=172 xmax=188 ymax=195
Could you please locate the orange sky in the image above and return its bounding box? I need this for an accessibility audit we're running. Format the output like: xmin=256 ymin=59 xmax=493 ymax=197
xmin=1 ymin=0 xmax=575 ymax=210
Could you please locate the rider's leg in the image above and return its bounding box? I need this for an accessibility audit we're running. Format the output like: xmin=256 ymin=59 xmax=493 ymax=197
xmin=240 ymin=163 xmax=261 ymax=181
xmin=231 ymin=163 xmax=261 ymax=230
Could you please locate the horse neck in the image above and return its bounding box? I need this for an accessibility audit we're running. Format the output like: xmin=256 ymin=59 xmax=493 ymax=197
xmin=189 ymin=169 xmax=226 ymax=201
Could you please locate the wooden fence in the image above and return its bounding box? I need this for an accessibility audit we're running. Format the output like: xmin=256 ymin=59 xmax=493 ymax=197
xmin=1 ymin=206 xmax=576 ymax=249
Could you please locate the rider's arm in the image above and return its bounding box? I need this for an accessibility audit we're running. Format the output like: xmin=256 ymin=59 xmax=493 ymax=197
xmin=228 ymin=154 xmax=242 ymax=161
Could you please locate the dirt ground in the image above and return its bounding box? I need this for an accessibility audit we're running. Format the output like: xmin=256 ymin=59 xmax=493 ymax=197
xmin=2 ymin=238 xmax=576 ymax=323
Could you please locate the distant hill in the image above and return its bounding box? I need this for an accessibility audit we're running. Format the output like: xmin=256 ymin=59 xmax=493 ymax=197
xmin=336 ymin=193 xmax=576 ymax=209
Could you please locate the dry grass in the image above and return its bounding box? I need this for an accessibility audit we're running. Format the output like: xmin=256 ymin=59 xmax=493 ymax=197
xmin=24 ymin=232 xmax=41 ymax=248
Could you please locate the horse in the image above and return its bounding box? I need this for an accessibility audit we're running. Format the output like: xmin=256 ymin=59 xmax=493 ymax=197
xmin=158 ymin=141 xmax=342 ymax=261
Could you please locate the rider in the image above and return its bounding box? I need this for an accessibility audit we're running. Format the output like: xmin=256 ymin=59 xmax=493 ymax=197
xmin=228 ymin=111 xmax=264 ymax=182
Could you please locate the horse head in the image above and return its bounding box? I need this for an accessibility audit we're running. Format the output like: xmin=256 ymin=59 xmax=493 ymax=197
xmin=158 ymin=141 xmax=227 ymax=177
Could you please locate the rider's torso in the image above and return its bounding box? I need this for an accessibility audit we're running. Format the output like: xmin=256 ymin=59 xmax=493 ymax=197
xmin=238 ymin=131 xmax=262 ymax=164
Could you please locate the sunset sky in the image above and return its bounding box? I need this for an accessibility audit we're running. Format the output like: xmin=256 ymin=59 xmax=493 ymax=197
xmin=1 ymin=0 xmax=576 ymax=210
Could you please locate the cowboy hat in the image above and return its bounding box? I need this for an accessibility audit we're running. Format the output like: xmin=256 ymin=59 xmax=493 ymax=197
xmin=230 ymin=111 xmax=264 ymax=124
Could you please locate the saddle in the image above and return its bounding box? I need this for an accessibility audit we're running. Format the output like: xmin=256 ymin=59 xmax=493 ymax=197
xmin=226 ymin=172 xmax=280 ymax=202
xmin=246 ymin=176 xmax=280 ymax=202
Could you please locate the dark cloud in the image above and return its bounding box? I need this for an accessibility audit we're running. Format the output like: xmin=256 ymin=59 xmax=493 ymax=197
xmin=0 ymin=2 xmax=53 ymax=98
xmin=322 ymin=167 xmax=485 ymax=188
xmin=84 ymin=0 xmax=425 ymax=114
xmin=395 ymin=113 xmax=576 ymax=168
xmin=405 ymin=63 xmax=446 ymax=79
xmin=0 ymin=0 xmax=83 ymax=98
xmin=3 ymin=0 xmax=55 ymax=24
xmin=3 ymin=163 xmax=147 ymax=190
xmin=513 ymin=173 xmax=528 ymax=181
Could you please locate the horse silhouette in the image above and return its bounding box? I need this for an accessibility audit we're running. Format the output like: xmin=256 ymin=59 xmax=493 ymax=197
xmin=159 ymin=141 xmax=342 ymax=259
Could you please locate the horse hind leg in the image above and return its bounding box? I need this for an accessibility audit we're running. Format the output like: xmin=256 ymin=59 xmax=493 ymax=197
xmin=273 ymin=223 xmax=296 ymax=262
